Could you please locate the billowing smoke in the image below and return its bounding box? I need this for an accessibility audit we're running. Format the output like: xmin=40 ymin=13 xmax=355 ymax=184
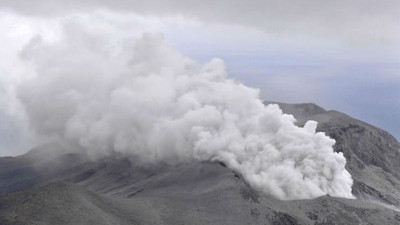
xmin=14 ymin=21 xmax=353 ymax=200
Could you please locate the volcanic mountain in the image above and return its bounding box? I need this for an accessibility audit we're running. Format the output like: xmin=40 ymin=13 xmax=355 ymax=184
xmin=1 ymin=102 xmax=400 ymax=225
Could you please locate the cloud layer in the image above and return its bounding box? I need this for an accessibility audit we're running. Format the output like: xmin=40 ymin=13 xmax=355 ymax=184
xmin=1 ymin=0 xmax=399 ymax=46
xmin=12 ymin=19 xmax=353 ymax=200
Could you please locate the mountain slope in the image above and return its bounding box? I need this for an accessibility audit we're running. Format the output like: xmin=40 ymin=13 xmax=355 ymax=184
xmin=2 ymin=161 xmax=400 ymax=225
xmin=266 ymin=101 xmax=400 ymax=205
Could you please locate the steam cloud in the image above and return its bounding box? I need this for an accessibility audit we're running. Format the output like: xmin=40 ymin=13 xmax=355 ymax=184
xmin=15 ymin=22 xmax=353 ymax=200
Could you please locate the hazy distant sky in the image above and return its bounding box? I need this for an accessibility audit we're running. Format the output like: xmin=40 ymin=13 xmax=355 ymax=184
xmin=0 ymin=0 xmax=399 ymax=155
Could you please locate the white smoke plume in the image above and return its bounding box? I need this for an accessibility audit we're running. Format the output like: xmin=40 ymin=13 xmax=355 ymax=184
xmin=13 ymin=19 xmax=353 ymax=200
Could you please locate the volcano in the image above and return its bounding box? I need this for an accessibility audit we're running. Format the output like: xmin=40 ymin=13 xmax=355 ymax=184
xmin=1 ymin=102 xmax=400 ymax=225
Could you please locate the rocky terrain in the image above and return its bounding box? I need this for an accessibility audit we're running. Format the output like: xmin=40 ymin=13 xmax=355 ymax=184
xmin=1 ymin=102 xmax=400 ymax=225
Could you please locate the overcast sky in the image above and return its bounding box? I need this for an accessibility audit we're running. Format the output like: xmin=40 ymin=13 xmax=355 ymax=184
xmin=0 ymin=0 xmax=399 ymax=155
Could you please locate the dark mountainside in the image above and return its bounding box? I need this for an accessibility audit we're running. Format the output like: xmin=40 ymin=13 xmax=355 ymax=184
xmin=1 ymin=102 xmax=400 ymax=225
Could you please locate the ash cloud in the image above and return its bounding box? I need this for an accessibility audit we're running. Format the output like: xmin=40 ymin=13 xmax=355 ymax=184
xmin=15 ymin=21 xmax=353 ymax=200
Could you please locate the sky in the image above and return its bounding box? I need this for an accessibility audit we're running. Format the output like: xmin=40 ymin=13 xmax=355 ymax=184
xmin=0 ymin=0 xmax=399 ymax=156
